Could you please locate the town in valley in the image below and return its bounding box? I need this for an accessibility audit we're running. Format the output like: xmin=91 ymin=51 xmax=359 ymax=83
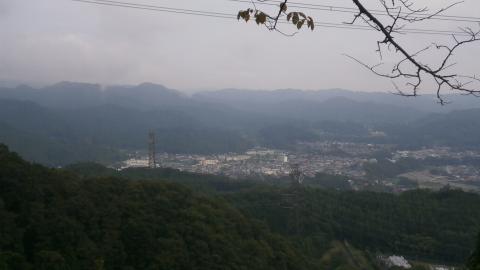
xmin=119 ymin=141 xmax=480 ymax=193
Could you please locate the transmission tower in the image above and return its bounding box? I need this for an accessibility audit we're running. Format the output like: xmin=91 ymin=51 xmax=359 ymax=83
xmin=148 ymin=131 xmax=156 ymax=169
xmin=281 ymin=163 xmax=305 ymax=235
xmin=289 ymin=163 xmax=304 ymax=187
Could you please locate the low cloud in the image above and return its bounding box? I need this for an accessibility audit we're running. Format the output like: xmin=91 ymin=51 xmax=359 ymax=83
xmin=1 ymin=0 xmax=479 ymax=92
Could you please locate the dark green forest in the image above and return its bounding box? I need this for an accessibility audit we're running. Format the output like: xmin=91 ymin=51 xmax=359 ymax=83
xmin=0 ymin=145 xmax=309 ymax=270
xmin=469 ymin=235 xmax=480 ymax=270
xmin=1 ymin=144 xmax=480 ymax=269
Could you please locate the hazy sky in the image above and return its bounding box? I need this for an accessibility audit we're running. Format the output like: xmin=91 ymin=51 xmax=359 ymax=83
xmin=0 ymin=0 xmax=479 ymax=92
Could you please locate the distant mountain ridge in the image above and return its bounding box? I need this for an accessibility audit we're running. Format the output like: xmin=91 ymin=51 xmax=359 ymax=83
xmin=194 ymin=88 xmax=480 ymax=113
xmin=2 ymin=82 xmax=480 ymax=165
xmin=0 ymin=82 xmax=186 ymax=109
xmin=4 ymin=82 xmax=480 ymax=112
xmin=0 ymin=82 xmax=436 ymax=123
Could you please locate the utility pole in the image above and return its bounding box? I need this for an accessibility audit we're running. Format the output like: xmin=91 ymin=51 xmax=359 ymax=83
xmin=148 ymin=131 xmax=156 ymax=169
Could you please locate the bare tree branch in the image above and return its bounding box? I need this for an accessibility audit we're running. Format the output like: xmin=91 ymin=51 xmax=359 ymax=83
xmin=237 ymin=0 xmax=480 ymax=104
xmin=348 ymin=0 xmax=480 ymax=104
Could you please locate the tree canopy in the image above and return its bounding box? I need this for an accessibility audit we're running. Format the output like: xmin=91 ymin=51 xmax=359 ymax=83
xmin=2 ymin=144 xmax=480 ymax=269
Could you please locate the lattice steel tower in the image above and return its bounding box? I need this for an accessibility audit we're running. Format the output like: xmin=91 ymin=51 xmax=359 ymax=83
xmin=289 ymin=163 xmax=304 ymax=187
xmin=148 ymin=131 xmax=156 ymax=169
xmin=281 ymin=163 xmax=305 ymax=235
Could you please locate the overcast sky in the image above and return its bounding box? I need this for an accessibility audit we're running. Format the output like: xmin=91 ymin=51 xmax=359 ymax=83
xmin=0 ymin=0 xmax=479 ymax=92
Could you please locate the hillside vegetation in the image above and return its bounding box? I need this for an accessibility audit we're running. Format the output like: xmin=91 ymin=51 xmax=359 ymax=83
xmin=0 ymin=145 xmax=309 ymax=270
xmin=1 ymin=145 xmax=480 ymax=269
xmin=66 ymin=161 xmax=480 ymax=265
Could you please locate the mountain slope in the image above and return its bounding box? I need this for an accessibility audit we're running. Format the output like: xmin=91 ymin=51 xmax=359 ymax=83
xmin=194 ymin=88 xmax=480 ymax=113
xmin=3 ymin=82 xmax=480 ymax=166
xmin=0 ymin=98 xmax=254 ymax=165
xmin=0 ymin=144 xmax=310 ymax=270
xmin=65 ymin=161 xmax=480 ymax=265
xmin=379 ymin=108 xmax=480 ymax=147
xmin=469 ymin=235 xmax=480 ymax=270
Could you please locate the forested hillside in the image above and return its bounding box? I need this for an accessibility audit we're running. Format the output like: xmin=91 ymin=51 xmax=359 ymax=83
xmin=227 ymin=187 xmax=480 ymax=263
xmin=0 ymin=145 xmax=309 ymax=270
xmin=66 ymin=162 xmax=480 ymax=265
xmin=0 ymin=97 xmax=254 ymax=165
xmin=469 ymin=236 xmax=480 ymax=270
xmin=1 ymin=145 xmax=480 ymax=269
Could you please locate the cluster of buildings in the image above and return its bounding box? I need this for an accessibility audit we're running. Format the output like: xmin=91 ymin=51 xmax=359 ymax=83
xmin=377 ymin=255 xmax=456 ymax=270
xmin=120 ymin=142 xmax=389 ymax=179
xmin=119 ymin=143 xmax=480 ymax=193
xmin=443 ymin=165 xmax=480 ymax=182
xmin=157 ymin=148 xmax=291 ymax=178
xmin=378 ymin=255 xmax=412 ymax=269
xmin=393 ymin=147 xmax=480 ymax=160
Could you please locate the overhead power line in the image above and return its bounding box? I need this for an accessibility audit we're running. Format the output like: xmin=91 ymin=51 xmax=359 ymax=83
xmin=71 ymin=0 xmax=473 ymax=36
xmin=72 ymin=0 xmax=234 ymax=19
xmin=227 ymin=0 xmax=480 ymax=23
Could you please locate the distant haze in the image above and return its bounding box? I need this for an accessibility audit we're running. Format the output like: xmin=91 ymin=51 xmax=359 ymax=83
xmin=3 ymin=82 xmax=480 ymax=166
xmin=0 ymin=0 xmax=479 ymax=92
